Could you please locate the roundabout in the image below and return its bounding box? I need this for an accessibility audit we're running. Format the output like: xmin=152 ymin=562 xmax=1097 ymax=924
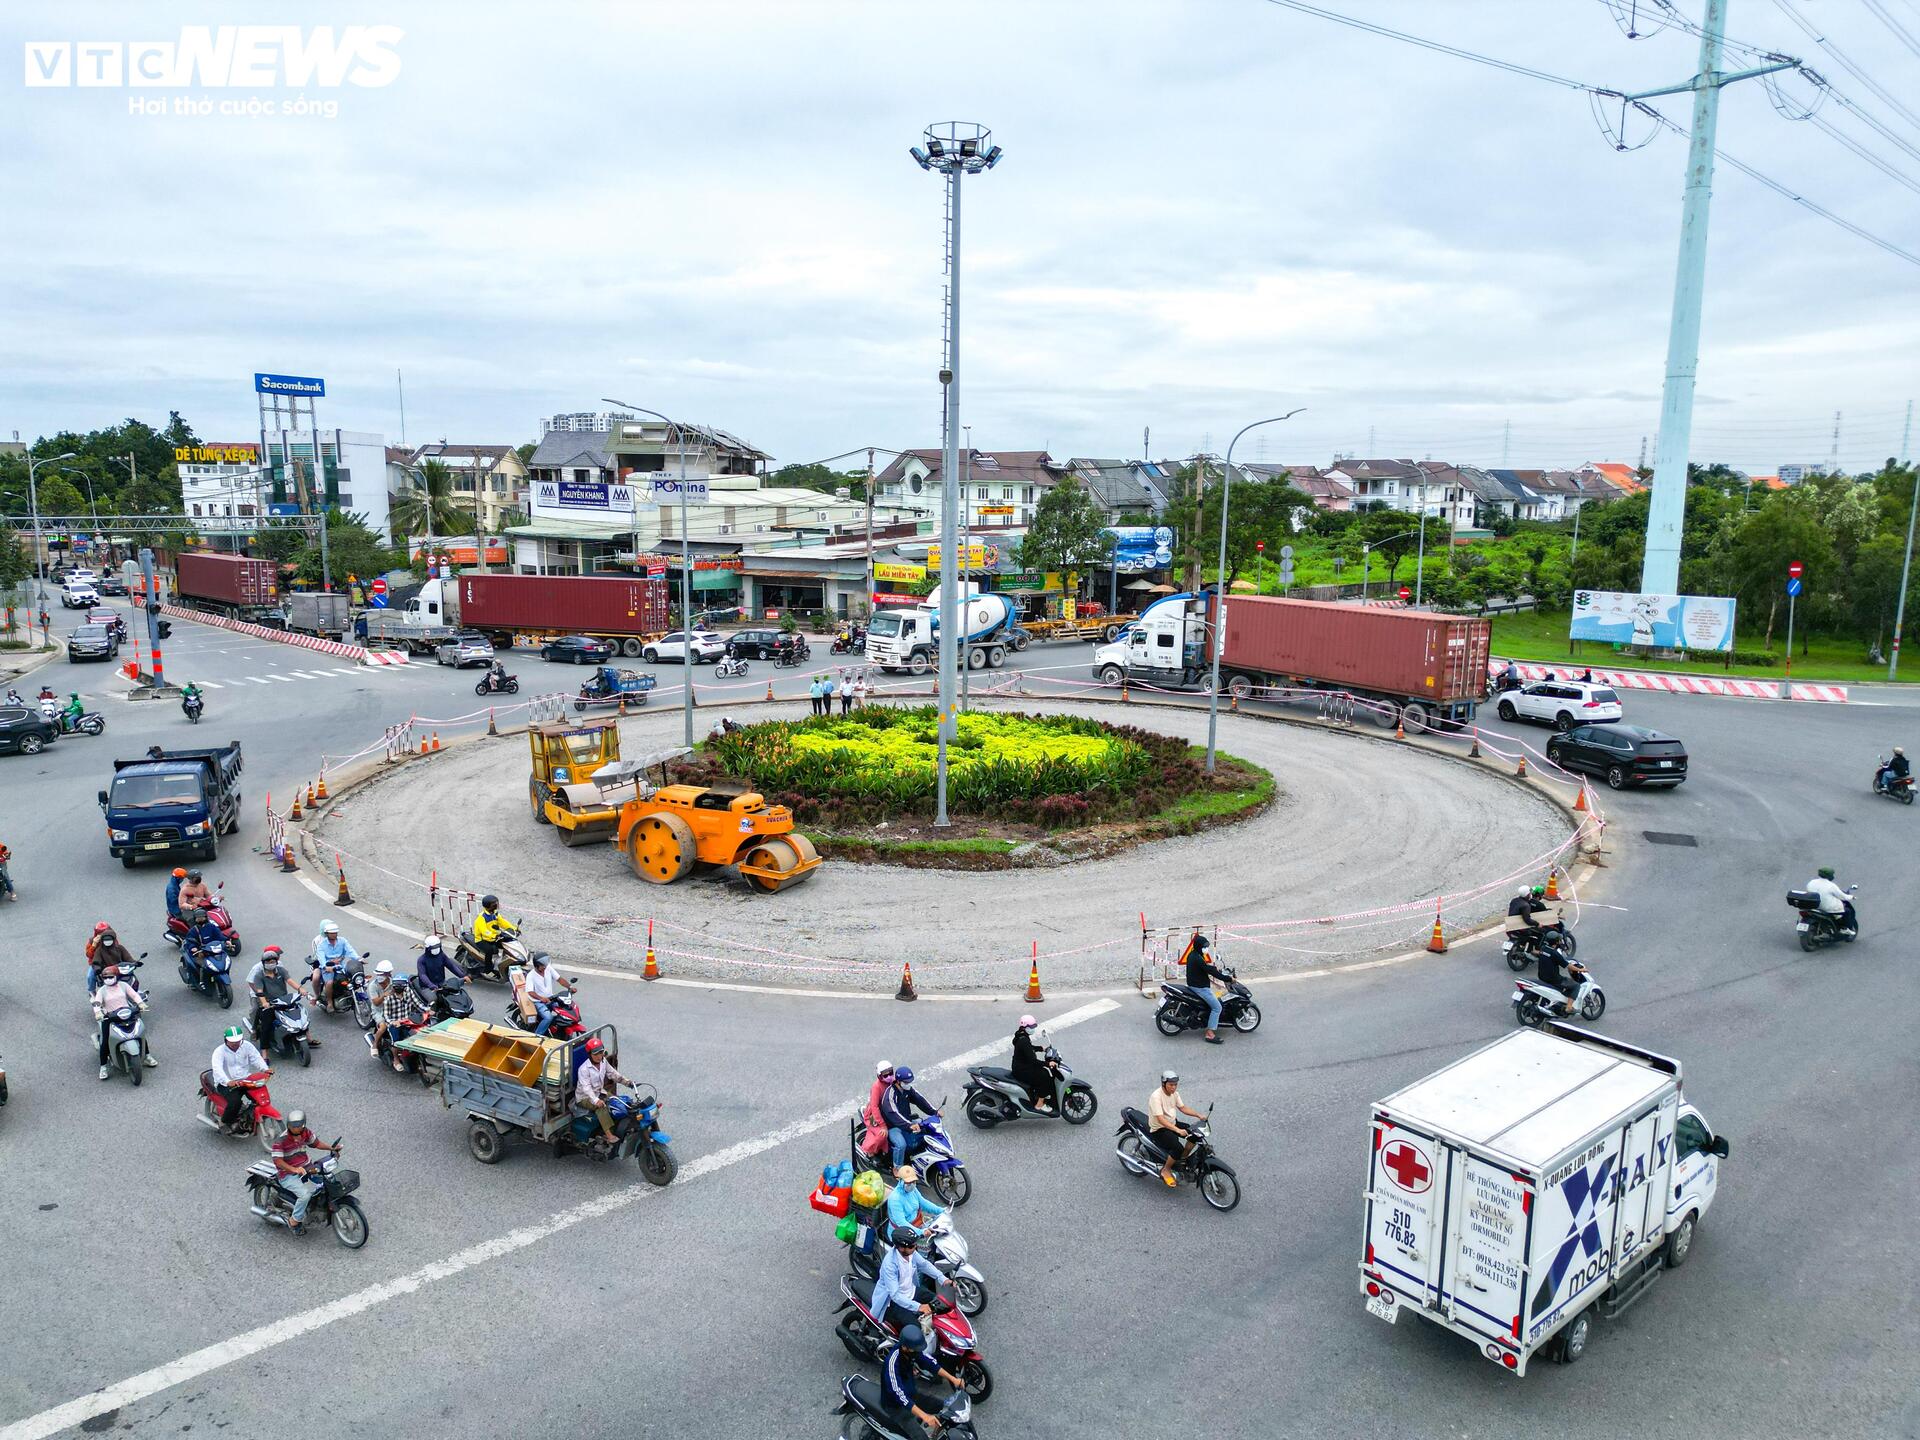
xmin=312 ymin=697 xmax=1574 ymax=990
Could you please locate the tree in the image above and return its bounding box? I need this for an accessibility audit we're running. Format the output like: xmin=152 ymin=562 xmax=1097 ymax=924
xmin=1014 ymin=474 xmax=1111 ymax=579
xmin=515 ymin=442 xmax=537 ymax=467
xmin=1726 ymin=497 xmax=1836 ymax=650
xmin=769 ymin=462 xmax=867 ymax=501
xmin=388 ymin=459 xmax=468 ymax=542
xmin=293 ymin=511 xmax=400 ymax=586
xmin=1159 ymin=464 xmax=1311 ymax=587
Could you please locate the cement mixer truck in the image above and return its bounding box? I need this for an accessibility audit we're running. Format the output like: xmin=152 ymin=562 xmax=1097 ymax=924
xmin=866 ymin=593 xmax=1018 ymax=675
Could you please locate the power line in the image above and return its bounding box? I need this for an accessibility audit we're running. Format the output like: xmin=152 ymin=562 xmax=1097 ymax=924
xmin=1807 ymin=112 xmax=1920 ymax=198
xmin=1861 ymin=0 xmax=1920 ymax=62
xmin=1766 ymin=0 xmax=1920 ymax=136
xmin=1255 ymin=0 xmax=1596 ymax=89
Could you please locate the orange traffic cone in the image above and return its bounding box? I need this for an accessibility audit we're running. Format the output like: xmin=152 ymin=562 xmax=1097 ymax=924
xmin=316 ymin=774 xmax=329 ymax=801
xmin=1426 ymin=902 xmax=1447 ymax=954
xmin=1516 ymin=755 xmax=1528 ymax=778
xmin=334 ymin=862 xmax=353 ymax=907
xmin=1120 ymin=678 xmax=1130 ymax=703
xmin=766 ymin=679 xmax=775 ymax=701
xmin=1230 ymin=691 xmax=1239 ymax=713
xmin=643 ymin=946 xmax=660 ymax=980
xmin=1545 ymin=870 xmax=1560 ymax=901
xmin=279 ymin=842 xmax=298 ymax=873
xmin=288 ymin=790 xmax=303 ymax=821
xmin=430 ymin=732 xmax=441 ymax=752
xmin=1395 ymin=720 xmax=1406 ymax=741
xmin=1469 ymin=727 xmax=1482 ymax=758
xmin=1572 ymin=784 xmax=1589 ymax=813
xmin=1025 ymin=943 xmax=1045 ymax=1003
xmin=487 ymin=708 xmax=498 ymax=737
xmin=896 ymin=961 xmax=918 ymax=1002
xmin=618 ymin=695 xmax=628 ymax=717
xmin=419 ymin=735 xmax=429 ymax=755
xmin=305 ymin=781 xmax=316 ymax=809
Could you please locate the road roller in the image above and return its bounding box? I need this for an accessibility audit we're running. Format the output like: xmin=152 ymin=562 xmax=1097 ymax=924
xmin=612 ymin=770 xmax=821 ymax=894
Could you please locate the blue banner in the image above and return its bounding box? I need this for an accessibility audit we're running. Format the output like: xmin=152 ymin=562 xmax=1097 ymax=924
xmin=254 ymin=372 xmax=326 ymax=397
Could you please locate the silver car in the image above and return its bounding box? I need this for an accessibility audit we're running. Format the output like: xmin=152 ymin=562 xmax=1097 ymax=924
xmin=435 ymin=633 xmax=496 ymax=668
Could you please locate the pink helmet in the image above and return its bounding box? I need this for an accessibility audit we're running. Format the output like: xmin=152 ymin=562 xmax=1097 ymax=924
xmin=1018 ymin=1015 xmax=1037 ymax=1030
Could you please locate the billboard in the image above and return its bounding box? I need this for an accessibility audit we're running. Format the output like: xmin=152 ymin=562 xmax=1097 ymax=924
xmin=1104 ymin=524 xmax=1175 ymax=573
xmin=254 ymin=372 xmax=326 ymax=397
xmin=1569 ymin=590 xmax=1737 ymax=652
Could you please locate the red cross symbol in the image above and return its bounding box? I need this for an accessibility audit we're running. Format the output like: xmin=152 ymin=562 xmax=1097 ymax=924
xmin=1383 ymin=1141 xmax=1432 ymax=1192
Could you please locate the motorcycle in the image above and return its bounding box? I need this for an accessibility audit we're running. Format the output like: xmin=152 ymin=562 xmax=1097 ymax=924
xmin=1512 ymin=961 xmax=1607 ymax=1025
xmin=308 ymin=949 xmax=369 ymax=1016
xmin=1154 ymin=967 xmax=1262 ymax=1037
xmin=830 ymin=628 xmax=866 ymax=655
xmin=964 ymin=1043 xmax=1098 ymax=1128
xmin=93 ymin=963 xmax=151 ymax=1085
xmin=847 ymin=1210 xmax=987 ymax=1317
xmin=182 ymin=692 xmax=204 ymax=723
xmin=179 ymin=937 xmax=235 ymax=1008
xmin=196 ymin=1067 xmax=285 ymax=1150
xmin=166 ymin=885 xmax=240 ymax=953
xmin=833 ymin=1273 xmax=993 ymax=1402
xmin=475 ymin=670 xmax=520 ymax=697
xmin=542 ymin=1087 xmax=677 ymax=1182
xmin=501 ymin=969 xmax=585 ymax=1040
xmin=455 ymin=923 xmax=529 ymax=984
xmin=1502 ymin=911 xmax=1577 ymax=972
xmin=853 ymin=1112 xmax=971 ymax=1207
xmin=422 ymin=974 xmax=475 ymax=1022
xmin=831 ymin=1372 xmax=975 ymax=1440
xmin=1872 ymin=756 xmax=1914 ymax=805
xmin=53 ymin=709 xmax=106 ymax=737
xmin=1788 ymin=885 xmax=1859 ymax=951
xmin=257 ymin=992 xmax=315 ymax=1066
xmin=245 ymin=1146 xmax=369 ymax=1248
xmin=1114 ymin=1103 xmax=1240 ymax=1211
xmin=365 ymin=1017 xmax=437 ymax=1085
xmin=713 ymin=654 xmax=749 ymax=679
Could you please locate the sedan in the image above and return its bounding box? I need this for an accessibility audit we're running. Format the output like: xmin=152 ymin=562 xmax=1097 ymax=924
xmin=87 ymin=607 xmax=127 ymax=641
xmin=68 ymin=623 xmax=120 ymax=662
xmin=0 ymin=705 xmax=59 ymax=755
xmin=95 ymin=574 xmax=128 ymax=596
xmin=435 ymin=633 xmax=496 ymax=668
xmin=1546 ymin=723 xmax=1688 ymax=789
xmin=1496 ymin=680 xmax=1622 ymax=732
xmin=540 ymin=635 xmax=618 ymax=665
xmin=643 ymin=629 xmax=725 ymax=665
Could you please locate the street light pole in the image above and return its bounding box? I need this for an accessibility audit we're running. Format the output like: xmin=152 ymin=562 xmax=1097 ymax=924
xmin=1206 ymin=410 xmax=1303 ymax=773
xmin=1411 ymin=462 xmax=1429 ymax=607
xmin=912 ymin=122 xmax=1002 ymax=827
xmin=961 ymin=425 xmax=972 ymax=707
xmin=1891 ymin=464 xmax=1918 ymax=680
xmin=602 ymin=397 xmax=695 ymax=749
xmin=25 ymin=450 xmax=77 ymax=621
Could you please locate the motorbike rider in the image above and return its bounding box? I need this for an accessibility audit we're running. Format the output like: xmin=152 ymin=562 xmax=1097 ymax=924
xmin=520 ymin=952 xmax=568 ymax=1037
xmin=372 ymin=960 xmax=431 ymax=1069
xmin=574 ymin=1035 xmax=629 ymax=1150
xmin=859 ymin=1061 xmax=894 ymax=1159
xmin=879 ymin=1065 xmax=940 ymax=1171
xmin=1497 ymin=659 xmax=1520 ymax=691
xmin=1508 ymin=884 xmax=1549 ymax=923
xmin=469 ymin=898 xmax=511 ymax=973
xmin=86 ymin=923 xmax=135 ymax=994
xmin=210 ymin=1025 xmax=272 ymax=1129
xmin=881 ymin=1324 xmax=965 ymax=1433
xmin=59 ymin=691 xmax=83 ymax=729
xmin=1178 ymin=930 xmax=1228 ymax=1044
xmin=1876 ymin=746 xmax=1910 ymax=793
xmin=36 ymin=685 xmax=57 ymax=718
xmin=310 ymin=921 xmax=360 ymax=1011
xmin=485 ymin=658 xmax=509 ymax=690
xmin=91 ymin=964 xmax=156 ymax=1077
xmin=1806 ymin=865 xmax=1857 ymax=936
xmin=182 ymin=906 xmax=229 ymax=984
xmin=1535 ymin=938 xmax=1582 ymax=1001
xmin=1149 ymin=1070 xmax=1205 ymax=1187
xmin=177 ymin=868 xmax=213 ymax=917
xmin=414 ymin=933 xmax=470 ymax=997
xmin=269 ymin=1109 xmax=340 ymax=1233
xmin=887 ymin=1163 xmax=946 ymax=1236
xmin=1010 ymin=1015 xmax=1057 ymax=1112
xmin=248 ymin=946 xmax=316 ymax=1049
xmin=165 ymin=866 xmax=188 ymax=921
xmin=871 ymin=1224 xmax=946 ymax=1356
xmin=180 ymin=681 xmax=203 ymax=711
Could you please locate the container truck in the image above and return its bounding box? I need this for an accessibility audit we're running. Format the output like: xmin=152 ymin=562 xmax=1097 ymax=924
xmin=455 ymin=573 xmax=672 ymax=657
xmin=1088 ymin=593 xmax=1489 ymax=731
xmin=358 ymin=578 xmax=463 ymax=654
xmin=98 ymin=741 xmax=245 ymax=866
xmin=1360 ymin=1024 xmax=1730 ymax=1375
xmin=173 ymin=553 xmax=279 ymax=619
xmin=866 ymin=593 xmax=1018 ymax=675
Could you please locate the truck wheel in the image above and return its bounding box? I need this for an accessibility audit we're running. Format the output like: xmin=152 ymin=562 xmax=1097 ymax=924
xmin=1400 ymin=702 xmax=1430 ymax=734
xmin=1371 ymin=702 xmax=1399 ymax=729
xmin=1663 ymin=1212 xmax=1695 ymax=1268
xmin=622 ymin=638 xmax=645 ymax=658
xmin=967 ymin=648 xmax=987 ymax=671
xmin=1556 ymin=1309 xmax=1592 ymax=1363
xmin=988 ymin=644 xmax=1006 ymax=668
xmin=468 ymin=1119 xmax=506 ymax=1164
xmin=909 ymin=653 xmax=931 ymax=676
xmin=120 ymin=853 xmax=137 ymax=869
xmin=1099 ymin=664 xmax=1124 ymax=686
xmin=1227 ymin=674 xmax=1253 ymax=700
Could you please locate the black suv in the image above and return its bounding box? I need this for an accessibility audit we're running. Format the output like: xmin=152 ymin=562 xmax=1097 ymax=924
xmin=1545 ymin=723 xmax=1688 ymax=789
xmin=724 ymin=628 xmax=809 ymax=661
xmin=0 ymin=706 xmax=59 ymax=756
xmin=68 ymin=623 xmax=120 ymax=662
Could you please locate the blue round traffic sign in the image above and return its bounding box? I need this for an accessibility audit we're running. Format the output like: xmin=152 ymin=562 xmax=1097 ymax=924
xmin=1786 ymin=577 xmax=1803 ymax=597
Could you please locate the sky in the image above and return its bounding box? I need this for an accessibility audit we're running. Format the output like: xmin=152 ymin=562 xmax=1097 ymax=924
xmin=3 ymin=0 xmax=1918 ymax=476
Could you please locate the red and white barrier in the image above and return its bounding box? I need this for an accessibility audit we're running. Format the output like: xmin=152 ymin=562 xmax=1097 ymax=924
xmin=160 ymin=604 xmax=366 ymax=661
xmin=361 ymin=650 xmax=410 ymax=667
xmin=1492 ymin=658 xmax=1846 ymax=704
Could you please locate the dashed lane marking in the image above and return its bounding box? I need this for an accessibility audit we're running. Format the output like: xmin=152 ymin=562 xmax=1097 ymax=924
xmin=0 ymin=998 xmax=1121 ymax=1440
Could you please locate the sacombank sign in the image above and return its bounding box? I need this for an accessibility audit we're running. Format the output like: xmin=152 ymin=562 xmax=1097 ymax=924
xmin=24 ymin=26 xmax=403 ymax=88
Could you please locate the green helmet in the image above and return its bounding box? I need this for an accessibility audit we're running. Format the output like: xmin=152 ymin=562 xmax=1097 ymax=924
xmin=1530 ymin=884 xmax=1546 ymax=897
xmin=222 ymin=1025 xmax=246 ymax=1043
xmin=1818 ymin=866 xmax=1836 ymax=880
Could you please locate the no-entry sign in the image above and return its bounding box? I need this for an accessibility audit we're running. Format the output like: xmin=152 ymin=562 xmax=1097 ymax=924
xmin=1787 ymin=560 xmax=1804 ymax=579
xmin=1398 ymin=586 xmax=1412 ymax=601
xmin=370 ymin=577 xmax=388 ymax=596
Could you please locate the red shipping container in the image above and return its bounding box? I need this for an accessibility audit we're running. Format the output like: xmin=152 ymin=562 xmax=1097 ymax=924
xmin=175 ymin=552 xmax=279 ymax=608
xmin=456 ymin=574 xmax=671 ymax=638
xmin=1219 ymin=596 xmax=1490 ymax=705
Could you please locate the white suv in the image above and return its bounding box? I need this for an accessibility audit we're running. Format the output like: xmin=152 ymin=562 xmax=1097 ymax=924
xmin=60 ymin=582 xmax=99 ymax=609
xmin=1496 ymin=679 xmax=1623 ymax=731
xmin=643 ymin=629 xmax=724 ymax=665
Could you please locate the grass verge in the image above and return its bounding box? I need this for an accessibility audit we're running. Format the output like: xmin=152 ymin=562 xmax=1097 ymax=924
xmin=1490 ymin=607 xmax=1901 ymax=684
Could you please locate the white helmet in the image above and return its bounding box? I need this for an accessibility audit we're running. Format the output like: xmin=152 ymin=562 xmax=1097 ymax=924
xmin=322 ymin=921 xmax=339 ymax=936
xmin=876 ymin=1059 xmax=893 ymax=1076
xmin=422 ymin=934 xmax=444 ymax=954
xmin=374 ymin=959 xmax=394 ymax=976
xmin=1517 ymin=886 xmax=1531 ymax=898
xmin=1160 ymin=1070 xmax=1179 ymax=1085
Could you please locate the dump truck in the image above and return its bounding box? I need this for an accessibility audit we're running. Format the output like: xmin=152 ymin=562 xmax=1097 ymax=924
xmin=98 ymin=741 xmax=244 ymax=866
xmin=866 ymin=592 xmax=1019 ymax=675
xmin=1361 ymin=1024 xmax=1730 ymax=1375
xmin=1089 ymin=592 xmax=1490 ymax=731
xmin=174 ymin=553 xmax=279 ymax=620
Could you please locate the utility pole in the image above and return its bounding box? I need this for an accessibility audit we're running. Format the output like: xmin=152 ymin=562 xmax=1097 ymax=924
xmin=961 ymin=427 xmax=973 ymax=707
xmin=1828 ymin=410 xmax=1842 ymax=473
xmin=864 ymin=446 xmax=876 ymax=618
xmin=1891 ymin=444 xmax=1917 ymax=682
xmin=1634 ymin=0 xmax=1796 ymax=595
xmin=1502 ymin=420 xmax=1511 ymax=466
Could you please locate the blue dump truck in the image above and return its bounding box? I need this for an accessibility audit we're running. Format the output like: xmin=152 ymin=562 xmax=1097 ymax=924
xmin=98 ymin=742 xmax=245 ymax=867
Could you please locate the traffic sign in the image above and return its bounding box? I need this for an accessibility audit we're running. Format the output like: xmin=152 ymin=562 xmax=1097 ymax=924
xmin=1398 ymin=586 xmax=1412 ymax=601
xmin=1280 ymin=544 xmax=1294 ymax=559
xmin=370 ymin=577 xmax=388 ymax=596
xmin=1786 ymin=576 xmax=1803 ymax=597
xmin=1788 ymin=560 xmax=1804 ymax=579
xmin=1255 ymin=541 xmax=1265 ymax=553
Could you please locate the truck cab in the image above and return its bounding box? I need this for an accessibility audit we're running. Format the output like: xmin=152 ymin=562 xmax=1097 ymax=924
xmin=1090 ymin=594 xmax=1206 ymax=688
xmin=98 ymin=742 xmax=244 ymax=866
xmin=865 ymin=591 xmax=1016 ymax=675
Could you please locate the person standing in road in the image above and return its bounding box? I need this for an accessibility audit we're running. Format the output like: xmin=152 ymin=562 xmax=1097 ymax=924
xmin=839 ymin=670 xmax=854 ymax=716
xmin=806 ymin=674 xmax=821 ymax=716
xmin=0 ymin=839 xmax=15 ymax=901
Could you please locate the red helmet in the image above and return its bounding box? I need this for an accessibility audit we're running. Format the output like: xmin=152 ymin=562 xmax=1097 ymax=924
xmin=93 ymin=921 xmax=111 ymax=934
xmin=583 ymin=1037 xmax=604 ymax=1056
xmin=171 ymin=867 xmax=188 ymax=879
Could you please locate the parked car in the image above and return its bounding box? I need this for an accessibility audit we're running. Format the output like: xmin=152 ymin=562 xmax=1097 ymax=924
xmin=540 ymin=635 xmax=618 ymax=665
xmin=435 ymin=632 xmax=496 ymax=668
xmin=95 ymin=573 xmax=128 ymax=596
xmin=86 ymin=607 xmax=127 ymax=642
xmin=724 ymin=628 xmax=809 ymax=661
xmin=1546 ymin=723 xmax=1688 ymax=789
xmin=68 ymin=623 xmax=121 ymax=662
xmin=0 ymin=706 xmax=59 ymax=755
xmin=643 ymin=629 xmax=725 ymax=665
xmin=60 ymin=583 xmax=99 ymax=610
xmin=1495 ymin=679 xmax=1622 ymax=732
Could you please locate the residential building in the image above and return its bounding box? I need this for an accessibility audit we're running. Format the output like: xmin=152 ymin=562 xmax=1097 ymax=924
xmin=539 ymin=411 xmax=632 ymax=434
xmin=178 ymin=442 xmax=268 ymax=542
xmin=1066 ymin=458 xmax=1175 ymax=521
xmin=1245 ymin=463 xmax=1353 ymax=512
xmin=1328 ymin=459 xmax=1474 ymax=530
xmin=1475 ymin=468 xmax=1548 ymax=522
xmin=514 ymin=431 xmax=626 ymax=573
xmin=258 ymin=428 xmax=391 ymax=542
xmin=1576 ymin=461 xmax=1646 ymax=496
xmin=874 ymin=449 xmax=1070 ymax=529
xmin=408 ymin=443 xmax=529 ymax=531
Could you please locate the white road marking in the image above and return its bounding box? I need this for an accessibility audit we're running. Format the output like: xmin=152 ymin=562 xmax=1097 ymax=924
xmin=246 ymin=677 xmax=272 ymax=686
xmin=0 ymin=998 xmax=1121 ymax=1440
xmin=196 ymin=681 xmax=223 ymax=690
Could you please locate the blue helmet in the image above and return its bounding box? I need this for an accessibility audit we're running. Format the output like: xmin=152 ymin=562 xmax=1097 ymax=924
xmin=897 ymin=1323 xmax=925 ymax=1352
xmin=893 ymin=1065 xmax=914 ymax=1086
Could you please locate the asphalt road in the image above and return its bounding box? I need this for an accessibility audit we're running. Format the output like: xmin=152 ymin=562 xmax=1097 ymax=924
xmin=0 ymin=609 xmax=1915 ymax=1439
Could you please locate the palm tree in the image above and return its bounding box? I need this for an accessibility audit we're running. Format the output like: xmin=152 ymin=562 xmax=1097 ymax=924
xmin=389 ymin=459 xmax=468 ymax=544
